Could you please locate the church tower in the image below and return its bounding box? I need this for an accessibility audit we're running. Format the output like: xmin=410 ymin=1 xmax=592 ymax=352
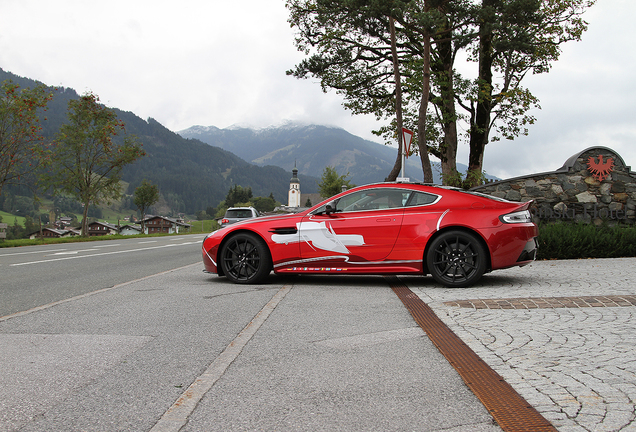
xmin=288 ymin=163 xmax=301 ymax=207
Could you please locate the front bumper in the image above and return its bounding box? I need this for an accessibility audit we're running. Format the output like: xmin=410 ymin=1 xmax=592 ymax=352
xmin=202 ymin=244 xmax=219 ymax=274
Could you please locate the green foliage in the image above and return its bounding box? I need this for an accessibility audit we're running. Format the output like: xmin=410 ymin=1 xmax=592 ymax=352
xmin=42 ymin=92 xmax=145 ymax=235
xmin=0 ymin=80 xmax=53 ymax=196
xmin=318 ymin=166 xmax=355 ymax=198
xmin=537 ymin=223 xmax=636 ymax=260
xmin=53 ymin=195 xmax=83 ymax=216
xmin=225 ymin=185 xmax=253 ymax=208
xmin=286 ymin=0 xmax=595 ymax=184
xmin=0 ymin=69 xmax=324 ymax=214
xmin=252 ymin=196 xmax=277 ymax=213
xmin=134 ymin=179 xmax=160 ymax=231
xmin=441 ymin=168 xmax=488 ymax=189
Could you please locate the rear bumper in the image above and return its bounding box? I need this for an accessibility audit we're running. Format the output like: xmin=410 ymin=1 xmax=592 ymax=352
xmin=517 ymin=238 xmax=538 ymax=264
xmin=486 ymin=224 xmax=538 ymax=270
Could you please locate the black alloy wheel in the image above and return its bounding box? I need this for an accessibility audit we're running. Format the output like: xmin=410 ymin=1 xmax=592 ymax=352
xmin=426 ymin=230 xmax=487 ymax=288
xmin=220 ymin=233 xmax=272 ymax=284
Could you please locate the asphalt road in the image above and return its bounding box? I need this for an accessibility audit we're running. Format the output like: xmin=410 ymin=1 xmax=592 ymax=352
xmin=0 ymin=234 xmax=500 ymax=431
xmin=0 ymin=234 xmax=206 ymax=317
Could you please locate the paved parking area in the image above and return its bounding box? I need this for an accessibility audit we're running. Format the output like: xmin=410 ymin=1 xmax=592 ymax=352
xmin=404 ymin=258 xmax=636 ymax=432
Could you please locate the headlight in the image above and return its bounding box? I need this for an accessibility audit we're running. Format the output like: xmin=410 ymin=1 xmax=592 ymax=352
xmin=204 ymin=230 xmax=219 ymax=241
xmin=500 ymin=210 xmax=532 ymax=224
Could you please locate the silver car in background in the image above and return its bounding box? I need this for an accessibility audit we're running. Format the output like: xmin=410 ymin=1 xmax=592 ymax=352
xmin=220 ymin=207 xmax=260 ymax=228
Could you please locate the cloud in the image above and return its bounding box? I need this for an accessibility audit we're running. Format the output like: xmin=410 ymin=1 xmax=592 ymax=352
xmin=1 ymin=0 xmax=633 ymax=180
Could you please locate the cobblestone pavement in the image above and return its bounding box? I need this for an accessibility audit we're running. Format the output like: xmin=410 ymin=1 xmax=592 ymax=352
xmin=403 ymin=258 xmax=636 ymax=432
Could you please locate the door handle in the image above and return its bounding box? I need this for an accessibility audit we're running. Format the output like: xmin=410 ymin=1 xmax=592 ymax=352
xmin=376 ymin=218 xmax=394 ymax=222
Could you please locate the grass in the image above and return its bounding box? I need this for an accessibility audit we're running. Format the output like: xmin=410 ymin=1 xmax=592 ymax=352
xmin=0 ymin=210 xmax=26 ymax=226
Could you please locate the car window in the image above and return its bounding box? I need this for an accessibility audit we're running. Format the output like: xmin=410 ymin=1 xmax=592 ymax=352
xmin=405 ymin=191 xmax=440 ymax=206
xmin=337 ymin=188 xmax=411 ymax=212
xmin=226 ymin=209 xmax=253 ymax=218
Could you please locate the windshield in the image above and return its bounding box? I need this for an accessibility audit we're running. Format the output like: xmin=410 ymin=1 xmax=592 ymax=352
xmin=312 ymin=188 xmax=413 ymax=214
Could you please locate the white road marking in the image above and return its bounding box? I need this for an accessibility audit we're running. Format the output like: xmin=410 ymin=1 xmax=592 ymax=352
xmin=51 ymin=249 xmax=98 ymax=255
xmin=10 ymin=242 xmax=195 ymax=266
xmin=0 ymin=249 xmax=67 ymax=257
xmin=149 ymin=284 xmax=293 ymax=432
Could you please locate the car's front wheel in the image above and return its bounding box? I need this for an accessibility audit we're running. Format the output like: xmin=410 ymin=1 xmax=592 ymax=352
xmin=220 ymin=233 xmax=272 ymax=284
xmin=426 ymin=230 xmax=487 ymax=288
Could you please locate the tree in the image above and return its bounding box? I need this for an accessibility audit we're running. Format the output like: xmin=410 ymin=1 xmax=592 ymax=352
xmin=43 ymin=93 xmax=145 ymax=235
xmin=225 ymin=185 xmax=253 ymax=207
xmin=462 ymin=0 xmax=594 ymax=187
xmin=0 ymin=80 xmax=53 ymax=197
xmin=287 ymin=0 xmax=439 ymax=182
xmin=252 ymin=196 xmax=277 ymax=213
xmin=134 ymin=179 xmax=160 ymax=233
xmin=318 ymin=166 xmax=354 ymax=198
xmin=287 ymin=0 xmax=594 ymax=187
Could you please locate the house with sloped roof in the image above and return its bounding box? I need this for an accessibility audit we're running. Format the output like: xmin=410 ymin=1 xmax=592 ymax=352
xmin=87 ymin=221 xmax=118 ymax=236
xmin=118 ymin=224 xmax=143 ymax=235
xmin=28 ymin=227 xmax=80 ymax=239
xmin=142 ymin=216 xmax=191 ymax=234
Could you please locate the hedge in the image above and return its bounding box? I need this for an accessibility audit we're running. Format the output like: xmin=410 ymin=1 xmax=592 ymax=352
xmin=536 ymin=223 xmax=636 ymax=260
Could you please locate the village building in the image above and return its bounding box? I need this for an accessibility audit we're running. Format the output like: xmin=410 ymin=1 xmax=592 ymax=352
xmin=288 ymin=163 xmax=301 ymax=208
xmin=118 ymin=224 xmax=143 ymax=235
xmin=87 ymin=221 xmax=119 ymax=236
xmin=28 ymin=227 xmax=80 ymax=239
xmin=142 ymin=215 xmax=191 ymax=234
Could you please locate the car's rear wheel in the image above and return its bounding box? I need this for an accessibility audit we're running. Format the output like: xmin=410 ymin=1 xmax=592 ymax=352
xmin=220 ymin=233 xmax=272 ymax=284
xmin=426 ymin=230 xmax=487 ymax=288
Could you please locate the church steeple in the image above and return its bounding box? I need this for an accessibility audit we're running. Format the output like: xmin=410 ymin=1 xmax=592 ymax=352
xmin=288 ymin=161 xmax=301 ymax=207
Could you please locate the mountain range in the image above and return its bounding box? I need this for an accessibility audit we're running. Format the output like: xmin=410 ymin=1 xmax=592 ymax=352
xmin=1 ymin=68 xmax=320 ymax=213
xmin=1 ymin=67 xmax=489 ymax=215
xmin=177 ymin=123 xmax=438 ymax=185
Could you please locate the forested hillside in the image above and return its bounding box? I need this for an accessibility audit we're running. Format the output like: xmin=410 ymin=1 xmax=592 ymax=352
xmin=0 ymin=68 xmax=319 ymax=214
xmin=179 ymin=124 xmax=433 ymax=184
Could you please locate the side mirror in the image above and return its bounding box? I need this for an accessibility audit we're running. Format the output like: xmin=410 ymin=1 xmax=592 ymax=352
xmin=325 ymin=201 xmax=337 ymax=215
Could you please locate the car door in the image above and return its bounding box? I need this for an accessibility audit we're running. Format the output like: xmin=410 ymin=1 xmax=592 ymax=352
xmin=298 ymin=188 xmax=409 ymax=264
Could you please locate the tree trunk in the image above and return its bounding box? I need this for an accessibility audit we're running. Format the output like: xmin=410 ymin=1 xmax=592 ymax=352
xmin=466 ymin=0 xmax=494 ymax=188
xmin=386 ymin=16 xmax=405 ymax=182
xmin=81 ymin=201 xmax=90 ymax=236
xmin=433 ymin=15 xmax=458 ymax=185
xmin=418 ymin=28 xmax=434 ymax=183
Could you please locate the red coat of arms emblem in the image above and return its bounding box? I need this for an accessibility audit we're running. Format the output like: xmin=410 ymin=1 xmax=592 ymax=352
xmin=587 ymin=155 xmax=614 ymax=181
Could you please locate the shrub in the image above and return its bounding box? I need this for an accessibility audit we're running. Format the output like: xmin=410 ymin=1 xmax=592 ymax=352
xmin=537 ymin=222 xmax=636 ymax=260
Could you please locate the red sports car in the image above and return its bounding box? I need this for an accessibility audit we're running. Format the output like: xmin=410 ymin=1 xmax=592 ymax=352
xmin=202 ymin=182 xmax=538 ymax=287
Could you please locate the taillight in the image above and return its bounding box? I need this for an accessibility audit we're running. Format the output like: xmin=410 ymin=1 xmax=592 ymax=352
xmin=221 ymin=219 xmax=229 ymax=224
xmin=500 ymin=210 xmax=532 ymax=224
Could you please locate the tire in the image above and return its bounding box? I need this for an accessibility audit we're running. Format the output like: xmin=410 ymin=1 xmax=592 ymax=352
xmin=426 ymin=230 xmax=487 ymax=288
xmin=220 ymin=233 xmax=272 ymax=284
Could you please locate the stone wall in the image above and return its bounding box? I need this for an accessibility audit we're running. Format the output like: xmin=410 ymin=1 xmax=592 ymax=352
xmin=471 ymin=147 xmax=636 ymax=225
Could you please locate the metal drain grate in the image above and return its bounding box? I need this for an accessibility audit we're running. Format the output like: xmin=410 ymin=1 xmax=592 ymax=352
xmin=386 ymin=276 xmax=557 ymax=432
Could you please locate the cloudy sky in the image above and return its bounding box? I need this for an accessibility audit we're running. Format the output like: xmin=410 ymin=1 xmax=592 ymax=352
xmin=1 ymin=0 xmax=634 ymax=180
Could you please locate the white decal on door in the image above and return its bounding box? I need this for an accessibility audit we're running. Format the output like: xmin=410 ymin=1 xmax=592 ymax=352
xmin=271 ymin=221 xmax=364 ymax=254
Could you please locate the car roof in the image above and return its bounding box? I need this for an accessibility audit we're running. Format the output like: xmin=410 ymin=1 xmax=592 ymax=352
xmin=309 ymin=182 xmax=517 ymax=210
